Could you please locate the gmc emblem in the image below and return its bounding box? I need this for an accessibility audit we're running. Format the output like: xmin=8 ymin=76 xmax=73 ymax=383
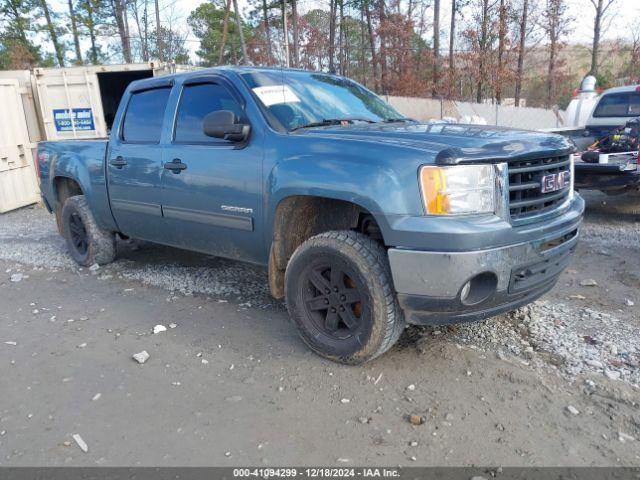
xmin=541 ymin=171 xmax=571 ymax=194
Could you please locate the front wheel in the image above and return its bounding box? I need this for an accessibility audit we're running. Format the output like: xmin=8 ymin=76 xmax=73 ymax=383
xmin=61 ymin=195 xmax=116 ymax=266
xmin=285 ymin=230 xmax=404 ymax=364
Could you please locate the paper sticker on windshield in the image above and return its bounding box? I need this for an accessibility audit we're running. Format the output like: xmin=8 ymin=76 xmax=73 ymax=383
xmin=252 ymin=85 xmax=300 ymax=106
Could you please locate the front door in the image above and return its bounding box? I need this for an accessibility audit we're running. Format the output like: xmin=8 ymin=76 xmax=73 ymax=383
xmin=107 ymin=85 xmax=171 ymax=241
xmin=161 ymin=79 xmax=263 ymax=262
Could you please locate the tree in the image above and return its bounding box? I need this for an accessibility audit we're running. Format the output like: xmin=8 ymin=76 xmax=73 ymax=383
xmin=110 ymin=0 xmax=132 ymax=62
xmin=129 ymin=0 xmax=151 ymax=61
xmin=76 ymin=0 xmax=109 ymax=65
xmin=291 ymin=0 xmax=299 ymax=67
xmin=432 ymin=0 xmax=440 ymax=96
xmin=37 ymin=0 xmax=66 ymax=66
xmin=541 ymin=0 xmax=571 ymax=106
xmin=328 ymin=0 xmax=337 ymax=71
xmin=588 ymin=0 xmax=618 ymax=76
xmin=232 ymin=0 xmax=248 ymax=63
xmin=495 ymin=0 xmax=508 ymax=104
xmin=67 ymin=0 xmax=83 ymax=64
xmin=0 ymin=0 xmax=44 ymax=68
xmin=188 ymin=1 xmax=251 ymax=66
xmin=514 ymin=0 xmax=529 ymax=106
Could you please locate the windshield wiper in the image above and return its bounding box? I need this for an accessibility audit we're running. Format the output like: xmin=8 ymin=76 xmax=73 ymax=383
xmin=290 ymin=118 xmax=376 ymax=132
xmin=382 ymin=117 xmax=414 ymax=123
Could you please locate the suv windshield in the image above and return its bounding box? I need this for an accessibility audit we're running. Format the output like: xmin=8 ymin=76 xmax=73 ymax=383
xmin=240 ymin=70 xmax=406 ymax=131
xmin=593 ymin=91 xmax=640 ymax=118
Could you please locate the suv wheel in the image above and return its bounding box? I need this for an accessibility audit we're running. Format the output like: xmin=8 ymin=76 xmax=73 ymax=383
xmin=61 ymin=195 xmax=116 ymax=266
xmin=285 ymin=230 xmax=404 ymax=364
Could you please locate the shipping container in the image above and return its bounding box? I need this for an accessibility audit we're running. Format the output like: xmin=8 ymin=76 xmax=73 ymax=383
xmin=0 ymin=62 xmax=199 ymax=213
xmin=0 ymin=77 xmax=40 ymax=213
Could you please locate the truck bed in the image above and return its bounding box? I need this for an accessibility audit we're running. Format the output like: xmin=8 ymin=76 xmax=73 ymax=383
xmin=37 ymin=138 xmax=115 ymax=232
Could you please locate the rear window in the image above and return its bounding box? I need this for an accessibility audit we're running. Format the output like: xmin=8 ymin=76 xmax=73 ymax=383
xmin=122 ymin=88 xmax=171 ymax=143
xmin=592 ymin=92 xmax=640 ymax=118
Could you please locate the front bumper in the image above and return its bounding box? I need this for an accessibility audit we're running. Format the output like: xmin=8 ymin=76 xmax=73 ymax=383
xmin=388 ymin=197 xmax=584 ymax=325
xmin=574 ymin=162 xmax=640 ymax=192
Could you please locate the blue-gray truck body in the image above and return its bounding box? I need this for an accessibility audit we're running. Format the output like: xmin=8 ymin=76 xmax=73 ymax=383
xmin=37 ymin=67 xmax=584 ymax=326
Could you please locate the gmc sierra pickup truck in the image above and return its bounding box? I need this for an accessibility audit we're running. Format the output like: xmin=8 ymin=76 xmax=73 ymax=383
xmin=37 ymin=67 xmax=584 ymax=364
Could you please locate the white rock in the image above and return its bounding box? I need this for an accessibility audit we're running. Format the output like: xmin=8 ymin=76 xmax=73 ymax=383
xmin=168 ymin=323 xmax=177 ymax=329
xmin=4 ymin=341 xmax=17 ymax=346
xmin=132 ymin=351 xmax=150 ymax=364
xmin=152 ymin=324 xmax=167 ymax=334
xmin=341 ymin=398 xmax=350 ymax=404
xmin=201 ymin=359 xmax=209 ymax=365
xmin=92 ymin=393 xmax=102 ymax=401
xmin=566 ymin=405 xmax=579 ymax=415
xmin=77 ymin=343 xmax=87 ymax=349
xmin=579 ymin=279 xmax=598 ymax=287
xmin=585 ymin=359 xmax=603 ymax=369
xmin=72 ymin=434 xmax=88 ymax=453
xmin=172 ymin=381 xmax=181 ymax=386
xmin=406 ymin=384 xmax=416 ymax=391
xmin=604 ymin=370 xmax=621 ymax=380
xmin=88 ymin=264 xmax=100 ymax=272
xmin=625 ymin=299 xmax=634 ymax=306
xmin=10 ymin=273 xmax=23 ymax=282
xmin=619 ymin=432 xmax=635 ymax=443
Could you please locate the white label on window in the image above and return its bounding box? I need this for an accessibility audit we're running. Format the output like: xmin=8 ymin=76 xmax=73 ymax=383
xmin=252 ymin=85 xmax=300 ymax=106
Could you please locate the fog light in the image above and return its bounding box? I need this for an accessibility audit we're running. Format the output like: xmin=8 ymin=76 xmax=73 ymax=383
xmin=460 ymin=272 xmax=498 ymax=306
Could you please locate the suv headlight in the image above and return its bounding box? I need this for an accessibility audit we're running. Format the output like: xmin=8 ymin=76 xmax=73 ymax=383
xmin=419 ymin=164 xmax=495 ymax=215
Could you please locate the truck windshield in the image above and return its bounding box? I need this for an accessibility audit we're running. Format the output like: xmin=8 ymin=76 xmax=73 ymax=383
xmin=240 ymin=70 xmax=406 ymax=131
xmin=592 ymin=92 xmax=640 ymax=118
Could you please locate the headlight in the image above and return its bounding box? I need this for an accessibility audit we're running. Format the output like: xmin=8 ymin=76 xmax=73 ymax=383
xmin=419 ymin=164 xmax=495 ymax=215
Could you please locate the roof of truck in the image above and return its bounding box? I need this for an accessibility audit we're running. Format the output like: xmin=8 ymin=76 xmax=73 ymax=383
xmin=598 ymin=84 xmax=640 ymax=95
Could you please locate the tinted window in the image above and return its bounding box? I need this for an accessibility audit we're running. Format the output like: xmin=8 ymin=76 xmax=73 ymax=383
xmin=174 ymin=83 xmax=244 ymax=144
xmin=593 ymin=92 xmax=640 ymax=118
xmin=122 ymin=88 xmax=171 ymax=142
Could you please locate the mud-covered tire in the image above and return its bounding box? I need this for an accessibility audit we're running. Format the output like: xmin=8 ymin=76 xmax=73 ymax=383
xmin=61 ymin=195 xmax=116 ymax=266
xmin=285 ymin=230 xmax=404 ymax=364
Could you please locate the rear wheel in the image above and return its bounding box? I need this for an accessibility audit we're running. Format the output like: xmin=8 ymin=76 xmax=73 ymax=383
xmin=285 ymin=230 xmax=404 ymax=364
xmin=61 ymin=195 xmax=116 ymax=266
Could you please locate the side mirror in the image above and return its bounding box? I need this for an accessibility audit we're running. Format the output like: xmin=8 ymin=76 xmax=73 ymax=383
xmin=203 ymin=110 xmax=250 ymax=142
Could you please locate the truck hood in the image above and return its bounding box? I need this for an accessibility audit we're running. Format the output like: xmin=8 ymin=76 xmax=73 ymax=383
xmin=296 ymin=122 xmax=575 ymax=163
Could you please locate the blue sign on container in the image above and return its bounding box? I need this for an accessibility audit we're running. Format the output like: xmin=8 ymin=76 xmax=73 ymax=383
xmin=53 ymin=108 xmax=95 ymax=132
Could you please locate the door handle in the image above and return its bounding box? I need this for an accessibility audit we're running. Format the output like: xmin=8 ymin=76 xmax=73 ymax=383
xmin=109 ymin=156 xmax=127 ymax=168
xmin=164 ymin=158 xmax=187 ymax=173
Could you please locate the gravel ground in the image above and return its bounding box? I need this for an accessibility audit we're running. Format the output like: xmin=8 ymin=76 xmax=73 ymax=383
xmin=1 ymin=191 xmax=640 ymax=465
xmin=2 ymin=194 xmax=638 ymax=387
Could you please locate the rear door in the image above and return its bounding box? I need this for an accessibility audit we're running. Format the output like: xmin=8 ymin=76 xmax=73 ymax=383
xmin=161 ymin=77 xmax=263 ymax=262
xmin=107 ymin=82 xmax=171 ymax=241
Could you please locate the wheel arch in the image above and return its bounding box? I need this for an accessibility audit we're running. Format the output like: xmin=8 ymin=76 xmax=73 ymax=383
xmin=268 ymin=194 xmax=384 ymax=299
xmin=52 ymin=176 xmax=84 ymax=234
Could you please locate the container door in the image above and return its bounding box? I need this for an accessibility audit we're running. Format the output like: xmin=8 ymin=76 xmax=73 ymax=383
xmin=106 ymin=86 xmax=172 ymax=241
xmin=0 ymin=79 xmax=39 ymax=213
xmin=34 ymin=67 xmax=106 ymax=140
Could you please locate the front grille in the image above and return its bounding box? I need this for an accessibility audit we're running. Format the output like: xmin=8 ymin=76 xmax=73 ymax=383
xmin=508 ymin=155 xmax=571 ymax=220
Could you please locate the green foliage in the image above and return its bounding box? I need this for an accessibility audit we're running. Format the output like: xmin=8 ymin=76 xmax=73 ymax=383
xmin=188 ymin=2 xmax=253 ymax=66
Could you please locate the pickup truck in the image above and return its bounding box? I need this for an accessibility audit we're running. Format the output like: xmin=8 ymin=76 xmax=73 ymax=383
xmin=37 ymin=67 xmax=584 ymax=364
xmin=564 ymin=85 xmax=640 ymax=194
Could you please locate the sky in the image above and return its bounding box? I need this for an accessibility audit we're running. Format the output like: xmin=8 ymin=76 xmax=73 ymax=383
xmin=46 ymin=0 xmax=640 ymax=63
